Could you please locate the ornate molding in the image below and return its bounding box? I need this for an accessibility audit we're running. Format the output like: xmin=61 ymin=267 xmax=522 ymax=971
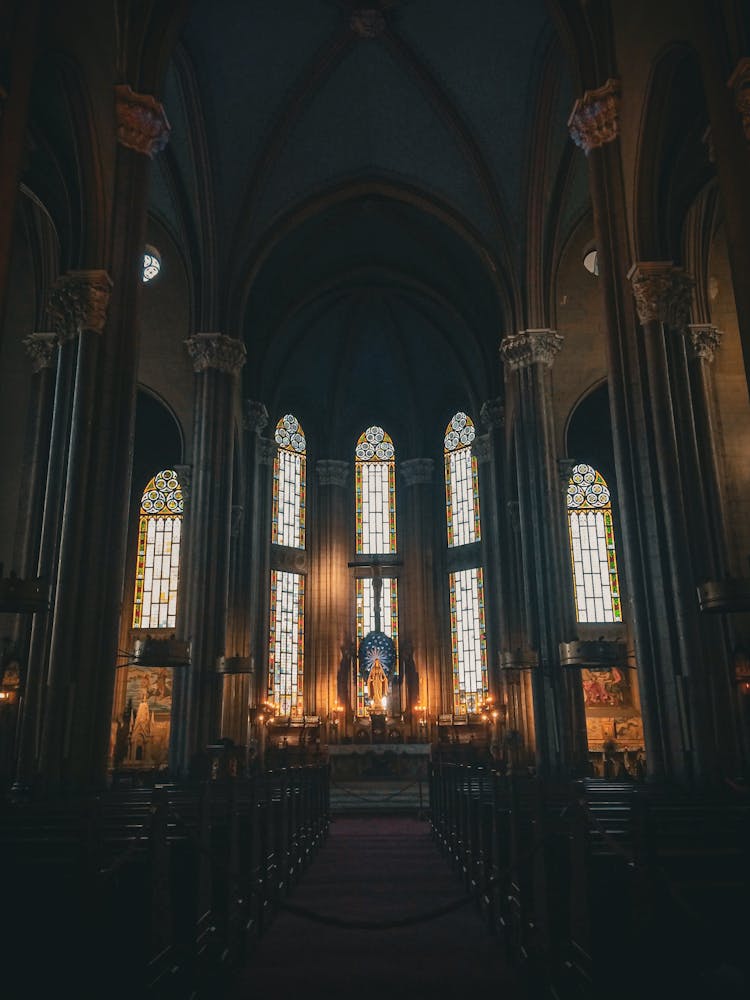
xmin=480 ymin=397 xmax=504 ymax=430
xmin=316 ymin=459 xmax=350 ymax=488
xmin=22 ymin=332 xmax=58 ymax=373
xmin=174 ymin=465 xmax=192 ymax=505
xmin=728 ymin=57 xmax=750 ymax=142
xmin=350 ymin=9 xmax=385 ymax=37
xmin=687 ymin=324 xmax=722 ymax=362
xmin=471 ymin=434 xmax=491 ymax=465
xmin=400 ymin=458 xmax=434 ymax=486
xmin=500 ymin=329 xmax=564 ymax=371
xmin=184 ymin=333 xmax=246 ymax=375
xmin=243 ymin=399 xmax=269 ymax=433
xmin=48 ymin=270 xmax=112 ymax=341
xmin=628 ymin=262 xmax=693 ymax=330
xmin=568 ymin=79 xmax=621 ymax=154
xmin=114 ymin=84 xmax=171 ymax=158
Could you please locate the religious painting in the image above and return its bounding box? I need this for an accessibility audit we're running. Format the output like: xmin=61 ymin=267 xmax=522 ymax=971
xmin=613 ymin=716 xmax=644 ymax=748
xmin=585 ymin=716 xmax=615 ymax=748
xmin=581 ymin=666 xmax=631 ymax=708
xmin=110 ymin=666 xmax=173 ymax=770
xmin=125 ymin=666 xmax=173 ymax=714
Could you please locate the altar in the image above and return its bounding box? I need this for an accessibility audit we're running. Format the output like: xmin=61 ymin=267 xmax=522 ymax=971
xmin=328 ymin=743 xmax=431 ymax=781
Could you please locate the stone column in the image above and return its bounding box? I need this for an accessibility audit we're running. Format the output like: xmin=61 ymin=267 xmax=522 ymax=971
xmin=36 ymin=270 xmax=112 ymax=790
xmin=252 ymin=437 xmax=275 ymax=716
xmin=569 ymin=79 xmax=679 ymax=782
xmin=311 ymin=460 xmax=350 ymax=732
xmin=500 ymin=329 xmax=585 ymax=777
xmin=692 ymin=31 xmax=750 ymax=391
xmin=399 ymin=459 xmax=441 ymax=732
xmin=177 ymin=333 xmax=246 ymax=774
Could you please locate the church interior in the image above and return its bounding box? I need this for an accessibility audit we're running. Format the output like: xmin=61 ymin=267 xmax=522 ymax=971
xmin=1 ymin=1 xmax=750 ymax=998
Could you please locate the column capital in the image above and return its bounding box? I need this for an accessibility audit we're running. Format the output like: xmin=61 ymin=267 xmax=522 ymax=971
xmin=500 ymin=329 xmax=563 ymax=371
xmin=471 ymin=434 xmax=491 ymax=465
xmin=316 ymin=459 xmax=350 ymax=487
xmin=728 ymin=57 xmax=750 ymax=142
xmin=628 ymin=262 xmax=693 ymax=329
xmin=115 ymin=84 xmax=171 ymax=157
xmin=243 ymin=399 xmax=269 ymax=433
xmin=258 ymin=438 xmax=277 ymax=467
xmin=48 ymin=270 xmax=112 ymax=341
xmin=480 ymin=397 xmax=504 ymax=430
xmin=174 ymin=465 xmax=192 ymax=504
xmin=400 ymin=458 xmax=434 ymax=486
xmin=687 ymin=324 xmax=722 ymax=362
xmin=184 ymin=333 xmax=247 ymax=375
xmin=22 ymin=332 xmax=58 ymax=373
xmin=568 ymin=78 xmax=620 ymax=154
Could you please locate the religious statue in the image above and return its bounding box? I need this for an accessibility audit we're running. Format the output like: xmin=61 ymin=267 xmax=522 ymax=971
xmin=367 ymin=657 xmax=389 ymax=709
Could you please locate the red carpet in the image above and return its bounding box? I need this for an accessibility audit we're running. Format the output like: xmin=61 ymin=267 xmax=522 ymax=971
xmin=226 ymin=816 xmax=527 ymax=1000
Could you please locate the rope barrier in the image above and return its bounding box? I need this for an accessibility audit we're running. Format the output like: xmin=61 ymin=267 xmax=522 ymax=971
xmin=329 ymin=779 xmax=421 ymax=803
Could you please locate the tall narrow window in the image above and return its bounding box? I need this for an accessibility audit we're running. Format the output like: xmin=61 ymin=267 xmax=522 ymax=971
xmin=132 ymin=469 xmax=183 ymax=630
xmin=566 ymin=463 xmax=622 ymax=623
xmin=355 ymin=426 xmax=398 ymax=714
xmin=268 ymin=413 xmax=306 ymax=716
xmin=268 ymin=570 xmax=305 ymax=717
xmin=272 ymin=413 xmax=306 ymax=548
xmin=444 ymin=413 xmax=487 ymax=715
xmin=450 ymin=567 xmax=488 ymax=715
xmin=444 ymin=412 xmax=480 ymax=547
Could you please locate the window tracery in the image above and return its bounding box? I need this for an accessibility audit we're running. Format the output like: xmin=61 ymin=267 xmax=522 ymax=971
xmin=566 ymin=463 xmax=622 ymax=622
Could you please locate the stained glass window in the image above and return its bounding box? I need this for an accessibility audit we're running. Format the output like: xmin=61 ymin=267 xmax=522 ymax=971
xmin=132 ymin=469 xmax=183 ymax=630
xmin=272 ymin=414 xmax=306 ymax=549
xmin=355 ymin=426 xmax=396 ymax=555
xmin=566 ymin=463 xmax=622 ymax=623
xmin=450 ymin=567 xmax=488 ymax=715
xmin=268 ymin=570 xmax=305 ymax=717
xmin=444 ymin=412 xmax=480 ymax=547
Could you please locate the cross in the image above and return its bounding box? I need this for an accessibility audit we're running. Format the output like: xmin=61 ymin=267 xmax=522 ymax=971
xmin=347 ymin=554 xmax=402 ymax=633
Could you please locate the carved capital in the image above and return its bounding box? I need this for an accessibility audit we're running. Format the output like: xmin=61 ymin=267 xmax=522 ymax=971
xmin=184 ymin=333 xmax=246 ymax=375
xmin=687 ymin=324 xmax=722 ymax=362
xmin=568 ymin=79 xmax=620 ymax=154
xmin=258 ymin=438 xmax=277 ymax=467
xmin=628 ymin=263 xmax=693 ymax=330
xmin=558 ymin=458 xmax=578 ymax=498
xmin=244 ymin=399 xmax=269 ymax=433
xmin=400 ymin=458 xmax=434 ymax=486
xmin=350 ymin=9 xmax=385 ymax=37
xmin=728 ymin=57 xmax=750 ymax=142
xmin=22 ymin=332 xmax=58 ymax=373
xmin=480 ymin=397 xmax=504 ymax=430
xmin=316 ymin=459 xmax=350 ymax=488
xmin=471 ymin=434 xmax=491 ymax=465
xmin=174 ymin=465 xmax=192 ymax=505
xmin=48 ymin=270 xmax=112 ymax=341
xmin=115 ymin=84 xmax=170 ymax=157
xmin=500 ymin=329 xmax=563 ymax=371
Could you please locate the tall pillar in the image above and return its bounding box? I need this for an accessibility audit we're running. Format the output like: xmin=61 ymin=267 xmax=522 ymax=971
xmin=500 ymin=329 xmax=585 ymax=777
xmin=178 ymin=333 xmax=246 ymax=773
xmin=311 ymin=460 xmax=350 ymax=731
xmin=36 ymin=270 xmax=112 ymax=791
xmin=399 ymin=459 xmax=441 ymax=732
xmin=569 ymin=79 xmax=686 ymax=782
xmin=252 ymin=437 xmax=275 ymax=716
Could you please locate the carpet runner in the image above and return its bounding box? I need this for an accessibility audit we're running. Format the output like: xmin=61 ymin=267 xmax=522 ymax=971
xmin=226 ymin=816 xmax=527 ymax=1000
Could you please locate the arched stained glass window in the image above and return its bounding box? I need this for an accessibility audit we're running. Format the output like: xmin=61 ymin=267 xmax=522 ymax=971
xmin=355 ymin=426 xmax=398 ymax=715
xmin=272 ymin=413 xmax=306 ymax=548
xmin=132 ymin=469 xmax=183 ymax=630
xmin=444 ymin=412 xmax=480 ymax=547
xmin=450 ymin=567 xmax=488 ymax=715
xmin=268 ymin=413 xmax=307 ymax=717
xmin=567 ymin=463 xmax=622 ymax=623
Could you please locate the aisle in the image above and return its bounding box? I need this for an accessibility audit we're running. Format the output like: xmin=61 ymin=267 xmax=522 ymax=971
xmin=226 ymin=816 xmax=527 ymax=1000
